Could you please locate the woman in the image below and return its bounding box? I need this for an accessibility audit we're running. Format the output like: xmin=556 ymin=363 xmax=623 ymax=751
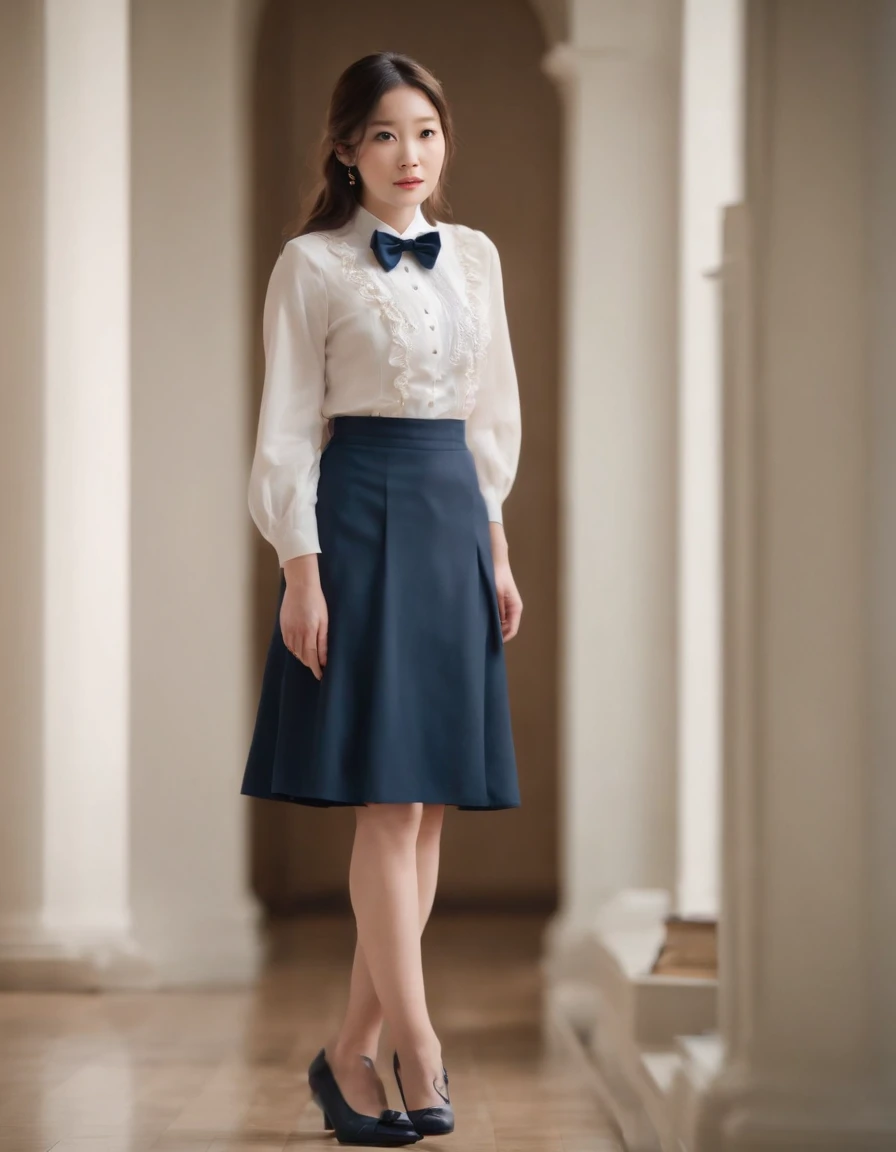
xmin=241 ymin=51 xmax=523 ymax=1147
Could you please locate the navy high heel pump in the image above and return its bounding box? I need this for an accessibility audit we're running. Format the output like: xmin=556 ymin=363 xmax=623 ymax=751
xmin=307 ymin=1048 xmax=420 ymax=1146
xmin=392 ymin=1050 xmax=455 ymax=1136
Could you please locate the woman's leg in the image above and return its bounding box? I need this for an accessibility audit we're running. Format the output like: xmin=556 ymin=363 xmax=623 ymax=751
xmin=335 ymin=804 xmax=445 ymax=1052
xmin=325 ymin=804 xmax=446 ymax=1115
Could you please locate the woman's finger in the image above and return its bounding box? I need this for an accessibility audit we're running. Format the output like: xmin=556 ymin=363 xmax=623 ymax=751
xmin=495 ymin=583 xmax=507 ymax=626
xmin=504 ymin=594 xmax=523 ymax=641
xmin=318 ymin=619 xmax=328 ymax=669
xmin=303 ymin=637 xmax=323 ymax=680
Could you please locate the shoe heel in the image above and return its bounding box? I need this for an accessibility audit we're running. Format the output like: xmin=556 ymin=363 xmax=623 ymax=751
xmin=309 ymin=1048 xmax=420 ymax=1146
xmin=311 ymin=1091 xmax=333 ymax=1130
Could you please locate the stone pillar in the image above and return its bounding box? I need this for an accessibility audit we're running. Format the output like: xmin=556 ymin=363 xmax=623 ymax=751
xmin=0 ymin=0 xmax=262 ymax=988
xmin=43 ymin=0 xmax=135 ymax=959
xmin=685 ymin=2 xmax=896 ymax=1145
xmin=0 ymin=0 xmax=146 ymax=987
xmin=676 ymin=0 xmax=744 ymax=920
xmin=544 ymin=0 xmax=680 ymax=953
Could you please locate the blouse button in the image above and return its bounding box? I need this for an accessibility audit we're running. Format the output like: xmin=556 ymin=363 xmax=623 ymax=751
xmin=424 ymin=308 xmax=429 ymax=314
xmin=413 ymin=285 xmax=419 ymax=290
xmin=429 ymin=324 xmax=435 ymax=330
xmin=428 ymin=400 xmax=435 ymax=407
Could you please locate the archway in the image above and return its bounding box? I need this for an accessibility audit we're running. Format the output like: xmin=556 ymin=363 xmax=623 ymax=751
xmin=247 ymin=0 xmax=563 ymax=912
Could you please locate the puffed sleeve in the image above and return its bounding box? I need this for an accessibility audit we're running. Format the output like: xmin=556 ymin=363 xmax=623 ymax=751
xmin=248 ymin=238 xmax=328 ymax=564
xmin=465 ymin=233 xmax=522 ymax=524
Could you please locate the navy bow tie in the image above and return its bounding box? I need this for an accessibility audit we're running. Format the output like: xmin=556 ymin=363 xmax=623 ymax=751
xmin=370 ymin=229 xmax=441 ymax=273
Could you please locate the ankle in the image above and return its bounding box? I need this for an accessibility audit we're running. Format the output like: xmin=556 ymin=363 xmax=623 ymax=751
xmin=395 ymin=1036 xmax=442 ymax=1071
xmin=331 ymin=1033 xmax=381 ymax=1064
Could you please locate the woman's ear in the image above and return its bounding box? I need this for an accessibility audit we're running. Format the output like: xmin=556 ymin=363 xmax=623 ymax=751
xmin=333 ymin=143 xmax=354 ymax=167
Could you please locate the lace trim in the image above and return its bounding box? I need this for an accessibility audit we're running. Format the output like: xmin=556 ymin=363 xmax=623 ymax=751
xmin=324 ymin=236 xmax=417 ymax=406
xmin=324 ymin=230 xmax=491 ymax=415
xmin=448 ymin=229 xmax=492 ymax=415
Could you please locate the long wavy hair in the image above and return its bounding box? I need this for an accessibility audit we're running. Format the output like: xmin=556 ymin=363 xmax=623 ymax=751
xmin=280 ymin=52 xmax=456 ymax=251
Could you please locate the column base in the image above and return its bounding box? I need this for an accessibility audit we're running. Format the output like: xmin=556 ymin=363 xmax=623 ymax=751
xmin=678 ymin=1056 xmax=896 ymax=1152
xmin=0 ymin=913 xmax=155 ymax=990
xmin=545 ymin=909 xmax=896 ymax=1152
xmin=0 ymin=900 xmax=262 ymax=989
xmin=545 ymin=891 xmax=718 ymax=1044
xmin=132 ymin=899 xmax=263 ymax=987
xmin=545 ymin=892 xmax=718 ymax=1152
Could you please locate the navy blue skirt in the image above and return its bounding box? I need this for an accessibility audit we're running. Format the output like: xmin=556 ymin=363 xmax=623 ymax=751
xmin=240 ymin=415 xmax=520 ymax=810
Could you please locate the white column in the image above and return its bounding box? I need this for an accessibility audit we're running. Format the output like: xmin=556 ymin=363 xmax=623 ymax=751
xmin=0 ymin=0 xmax=148 ymax=987
xmin=43 ymin=0 xmax=134 ymax=951
xmin=544 ymin=0 xmax=679 ymax=939
xmin=689 ymin=2 xmax=896 ymax=1144
xmin=676 ymin=0 xmax=744 ymax=917
xmin=0 ymin=0 xmax=262 ymax=988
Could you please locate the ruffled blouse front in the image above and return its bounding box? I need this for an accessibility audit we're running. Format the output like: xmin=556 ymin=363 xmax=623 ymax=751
xmin=248 ymin=202 xmax=522 ymax=564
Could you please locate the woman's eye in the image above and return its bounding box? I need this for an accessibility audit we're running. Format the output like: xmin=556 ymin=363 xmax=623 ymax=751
xmin=374 ymin=129 xmax=438 ymax=141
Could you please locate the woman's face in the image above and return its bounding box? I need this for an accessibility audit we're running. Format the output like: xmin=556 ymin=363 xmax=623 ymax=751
xmin=345 ymin=85 xmax=446 ymax=216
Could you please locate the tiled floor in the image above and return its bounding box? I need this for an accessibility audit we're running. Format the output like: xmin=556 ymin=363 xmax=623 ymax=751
xmin=0 ymin=914 xmax=623 ymax=1152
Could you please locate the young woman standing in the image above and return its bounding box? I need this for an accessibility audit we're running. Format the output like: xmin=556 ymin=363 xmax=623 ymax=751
xmin=242 ymin=51 xmax=523 ymax=1147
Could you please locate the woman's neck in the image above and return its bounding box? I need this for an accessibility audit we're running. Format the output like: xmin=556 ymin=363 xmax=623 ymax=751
xmin=360 ymin=196 xmax=418 ymax=235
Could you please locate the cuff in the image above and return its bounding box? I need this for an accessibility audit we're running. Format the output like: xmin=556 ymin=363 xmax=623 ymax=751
xmin=482 ymin=490 xmax=504 ymax=524
xmin=273 ymin=508 xmax=321 ymax=565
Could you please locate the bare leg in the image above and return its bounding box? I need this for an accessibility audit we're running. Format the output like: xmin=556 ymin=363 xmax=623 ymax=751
xmin=324 ymin=804 xmax=446 ymax=1116
xmin=332 ymin=806 xmax=445 ymax=1051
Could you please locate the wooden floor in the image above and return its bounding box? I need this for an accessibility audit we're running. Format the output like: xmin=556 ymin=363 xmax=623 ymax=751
xmin=0 ymin=914 xmax=622 ymax=1152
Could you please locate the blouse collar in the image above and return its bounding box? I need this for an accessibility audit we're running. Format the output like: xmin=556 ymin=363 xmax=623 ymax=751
xmin=349 ymin=202 xmax=438 ymax=243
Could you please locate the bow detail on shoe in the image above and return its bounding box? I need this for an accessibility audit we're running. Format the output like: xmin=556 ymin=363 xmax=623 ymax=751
xmin=379 ymin=1109 xmax=407 ymax=1124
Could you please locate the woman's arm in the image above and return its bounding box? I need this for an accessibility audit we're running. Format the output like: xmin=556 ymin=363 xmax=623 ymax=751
xmin=464 ymin=232 xmax=522 ymax=532
xmin=248 ymin=238 xmax=328 ymax=566
xmin=465 ymin=233 xmax=523 ymax=640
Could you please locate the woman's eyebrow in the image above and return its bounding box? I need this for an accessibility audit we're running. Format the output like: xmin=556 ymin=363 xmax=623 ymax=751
xmin=368 ymin=116 xmax=439 ymax=126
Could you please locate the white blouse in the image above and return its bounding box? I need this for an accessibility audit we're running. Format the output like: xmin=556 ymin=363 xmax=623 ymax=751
xmin=248 ymin=202 xmax=522 ymax=565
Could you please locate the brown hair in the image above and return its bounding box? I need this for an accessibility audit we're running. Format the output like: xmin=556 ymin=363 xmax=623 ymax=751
xmin=280 ymin=52 xmax=456 ymax=251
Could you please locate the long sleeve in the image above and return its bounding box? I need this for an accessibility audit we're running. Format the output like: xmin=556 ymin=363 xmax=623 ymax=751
xmin=248 ymin=239 xmax=328 ymax=564
xmin=465 ymin=234 xmax=522 ymax=524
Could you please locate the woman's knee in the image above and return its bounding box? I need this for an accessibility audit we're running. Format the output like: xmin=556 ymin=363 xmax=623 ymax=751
xmin=356 ymin=802 xmax=423 ymax=843
xmin=418 ymin=804 xmax=445 ymax=841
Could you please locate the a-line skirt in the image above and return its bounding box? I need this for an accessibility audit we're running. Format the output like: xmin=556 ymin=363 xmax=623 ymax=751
xmin=240 ymin=414 xmax=521 ymax=810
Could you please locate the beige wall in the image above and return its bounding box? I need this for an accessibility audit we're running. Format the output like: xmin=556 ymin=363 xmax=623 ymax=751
xmin=249 ymin=0 xmax=562 ymax=909
xmin=870 ymin=0 xmax=896 ymax=1080
xmin=129 ymin=0 xmax=262 ymax=973
xmin=0 ymin=0 xmax=45 ymax=932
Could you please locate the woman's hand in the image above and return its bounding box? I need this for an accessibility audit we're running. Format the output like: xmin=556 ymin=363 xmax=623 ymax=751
xmin=281 ymin=554 xmax=329 ymax=680
xmin=489 ymin=523 xmax=523 ymax=642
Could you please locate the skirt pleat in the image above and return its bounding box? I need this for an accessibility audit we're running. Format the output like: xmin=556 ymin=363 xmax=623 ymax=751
xmin=240 ymin=414 xmax=520 ymax=810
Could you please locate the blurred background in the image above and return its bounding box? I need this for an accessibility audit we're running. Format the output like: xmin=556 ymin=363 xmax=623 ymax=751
xmin=0 ymin=1 xmax=894 ymax=1150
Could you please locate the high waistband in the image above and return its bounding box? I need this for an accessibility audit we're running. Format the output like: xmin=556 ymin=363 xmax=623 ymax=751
xmin=329 ymin=415 xmax=468 ymax=449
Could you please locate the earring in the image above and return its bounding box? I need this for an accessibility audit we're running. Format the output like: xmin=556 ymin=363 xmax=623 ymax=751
xmin=347 ymin=165 xmax=357 ymax=186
